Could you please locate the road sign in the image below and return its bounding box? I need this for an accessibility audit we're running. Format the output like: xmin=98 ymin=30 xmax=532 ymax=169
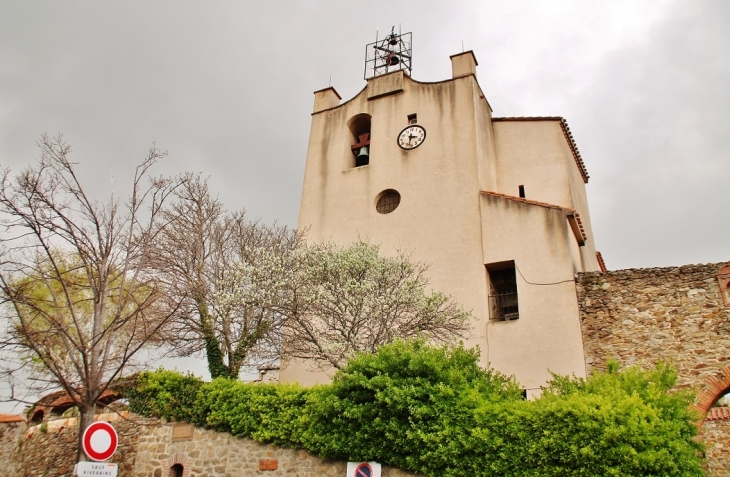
xmin=81 ymin=421 xmax=118 ymax=462
xmin=346 ymin=462 xmax=381 ymax=477
xmin=74 ymin=462 xmax=118 ymax=477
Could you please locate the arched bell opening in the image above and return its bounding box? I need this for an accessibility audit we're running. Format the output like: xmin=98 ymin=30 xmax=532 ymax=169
xmin=347 ymin=113 xmax=371 ymax=167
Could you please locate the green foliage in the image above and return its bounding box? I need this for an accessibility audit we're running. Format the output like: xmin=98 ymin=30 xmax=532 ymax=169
xmin=127 ymin=369 xmax=203 ymax=422
xmin=128 ymin=344 xmax=705 ymax=477
xmin=301 ymin=339 xmax=521 ymax=470
xmin=195 ymin=378 xmax=312 ymax=446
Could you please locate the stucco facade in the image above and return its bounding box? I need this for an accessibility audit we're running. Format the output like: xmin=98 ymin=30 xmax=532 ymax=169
xmin=281 ymin=51 xmax=601 ymax=393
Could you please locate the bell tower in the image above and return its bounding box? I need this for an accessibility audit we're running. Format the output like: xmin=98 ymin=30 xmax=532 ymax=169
xmin=281 ymin=30 xmax=602 ymax=396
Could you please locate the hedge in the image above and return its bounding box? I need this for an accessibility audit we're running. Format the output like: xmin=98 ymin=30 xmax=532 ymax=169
xmin=127 ymin=340 xmax=705 ymax=476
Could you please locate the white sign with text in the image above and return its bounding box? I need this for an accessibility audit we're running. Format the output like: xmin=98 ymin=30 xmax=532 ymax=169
xmin=74 ymin=462 xmax=118 ymax=477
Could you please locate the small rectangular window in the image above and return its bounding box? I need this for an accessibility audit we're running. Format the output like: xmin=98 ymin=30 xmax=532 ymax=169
xmin=518 ymin=185 xmax=525 ymax=198
xmin=407 ymin=113 xmax=417 ymax=124
xmin=486 ymin=261 xmax=519 ymax=321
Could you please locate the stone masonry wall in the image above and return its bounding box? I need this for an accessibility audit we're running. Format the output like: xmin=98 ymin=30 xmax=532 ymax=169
xmin=133 ymin=420 xmax=421 ymax=477
xmin=17 ymin=411 xmax=152 ymax=477
xmin=0 ymin=420 xmax=26 ymax=476
xmin=578 ymin=262 xmax=730 ymax=388
xmin=578 ymin=262 xmax=730 ymax=476
xmin=700 ymin=408 xmax=730 ymax=476
xmin=7 ymin=412 xmax=422 ymax=477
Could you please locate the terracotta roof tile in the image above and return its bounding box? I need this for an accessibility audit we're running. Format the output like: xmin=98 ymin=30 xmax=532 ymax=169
xmin=492 ymin=116 xmax=590 ymax=183
xmin=706 ymin=406 xmax=730 ymax=420
xmin=0 ymin=413 xmax=25 ymax=423
xmin=480 ymin=190 xmax=575 ymax=213
xmin=573 ymin=213 xmax=587 ymax=242
xmin=596 ymin=251 xmax=607 ymax=272
xmin=481 ymin=191 xmax=589 ymax=247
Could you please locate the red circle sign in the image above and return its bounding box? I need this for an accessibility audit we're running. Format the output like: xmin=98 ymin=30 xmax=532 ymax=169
xmin=81 ymin=421 xmax=118 ymax=461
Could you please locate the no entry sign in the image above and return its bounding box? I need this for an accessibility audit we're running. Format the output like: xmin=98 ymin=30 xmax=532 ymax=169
xmin=346 ymin=462 xmax=381 ymax=477
xmin=81 ymin=421 xmax=118 ymax=461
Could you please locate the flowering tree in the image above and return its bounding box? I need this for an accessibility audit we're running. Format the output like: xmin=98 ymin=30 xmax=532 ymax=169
xmin=259 ymin=241 xmax=471 ymax=371
xmin=0 ymin=134 xmax=181 ymax=460
xmin=151 ymin=176 xmax=298 ymax=379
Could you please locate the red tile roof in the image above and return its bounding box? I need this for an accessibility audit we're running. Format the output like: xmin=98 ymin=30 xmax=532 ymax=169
xmin=0 ymin=413 xmax=25 ymax=423
xmin=480 ymin=191 xmax=588 ymax=247
xmin=596 ymin=251 xmax=607 ymax=272
xmin=480 ymin=190 xmax=575 ymax=213
xmin=492 ymin=116 xmax=590 ymax=184
xmin=706 ymin=406 xmax=730 ymax=420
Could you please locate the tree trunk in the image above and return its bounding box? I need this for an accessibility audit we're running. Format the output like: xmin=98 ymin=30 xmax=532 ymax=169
xmin=77 ymin=403 xmax=96 ymax=462
xmin=197 ymin=297 xmax=228 ymax=378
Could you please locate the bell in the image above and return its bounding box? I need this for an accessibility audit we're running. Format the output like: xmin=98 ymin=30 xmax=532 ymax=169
xmin=356 ymin=146 xmax=369 ymax=166
xmin=389 ymin=56 xmax=400 ymax=66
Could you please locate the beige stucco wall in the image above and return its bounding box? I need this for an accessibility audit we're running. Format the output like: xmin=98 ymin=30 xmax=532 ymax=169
xmin=284 ymin=55 xmax=599 ymax=391
xmin=286 ymin=72 xmax=496 ymax=385
xmin=480 ymin=195 xmax=588 ymax=390
xmin=492 ymin=120 xmax=599 ymax=272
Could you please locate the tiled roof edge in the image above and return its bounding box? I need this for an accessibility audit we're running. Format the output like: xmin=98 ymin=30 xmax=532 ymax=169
xmin=574 ymin=213 xmax=588 ymax=242
xmin=480 ymin=190 xmax=575 ymax=213
xmin=706 ymin=406 xmax=730 ymax=421
xmin=596 ymin=251 xmax=607 ymax=272
xmin=0 ymin=413 xmax=25 ymax=423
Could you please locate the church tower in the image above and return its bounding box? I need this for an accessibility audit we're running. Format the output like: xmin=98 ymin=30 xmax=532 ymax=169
xmin=281 ymin=31 xmax=603 ymax=396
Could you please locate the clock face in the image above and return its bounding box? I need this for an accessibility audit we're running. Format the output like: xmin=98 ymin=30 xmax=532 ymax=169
xmin=397 ymin=125 xmax=426 ymax=150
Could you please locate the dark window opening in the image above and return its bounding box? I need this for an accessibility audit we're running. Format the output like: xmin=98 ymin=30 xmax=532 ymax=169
xmin=518 ymin=185 xmax=525 ymax=198
xmin=376 ymin=189 xmax=401 ymax=214
xmin=407 ymin=113 xmax=417 ymax=124
xmin=521 ymin=389 xmax=528 ymax=400
xmin=30 ymin=410 xmax=44 ymax=423
xmin=487 ymin=261 xmax=519 ymax=321
xmin=348 ymin=114 xmax=371 ymax=167
xmin=170 ymin=464 xmax=184 ymax=477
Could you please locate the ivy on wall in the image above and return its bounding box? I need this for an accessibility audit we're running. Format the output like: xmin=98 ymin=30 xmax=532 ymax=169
xmin=127 ymin=340 xmax=704 ymax=477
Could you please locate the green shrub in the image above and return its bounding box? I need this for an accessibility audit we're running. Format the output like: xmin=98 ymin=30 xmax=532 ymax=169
xmin=127 ymin=368 xmax=203 ymax=422
xmin=127 ymin=344 xmax=705 ymax=476
xmin=196 ymin=378 xmax=313 ymax=446
xmin=301 ymin=339 xmax=521 ymax=472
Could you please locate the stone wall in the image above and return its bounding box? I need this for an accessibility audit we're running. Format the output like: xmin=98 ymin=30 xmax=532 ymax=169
xmin=578 ymin=262 xmax=730 ymax=476
xmin=701 ymin=407 xmax=730 ymax=476
xmin=17 ymin=411 xmax=152 ymax=477
xmin=0 ymin=418 xmax=26 ymax=476
xmin=133 ymin=421 xmax=421 ymax=477
xmin=577 ymin=262 xmax=730 ymax=388
xmin=6 ymin=412 xmax=422 ymax=477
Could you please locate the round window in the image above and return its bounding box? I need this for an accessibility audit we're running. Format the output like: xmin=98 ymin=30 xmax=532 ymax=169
xmin=376 ymin=189 xmax=401 ymax=214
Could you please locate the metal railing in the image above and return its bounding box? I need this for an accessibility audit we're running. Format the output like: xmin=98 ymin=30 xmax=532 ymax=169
xmin=489 ymin=292 xmax=519 ymax=321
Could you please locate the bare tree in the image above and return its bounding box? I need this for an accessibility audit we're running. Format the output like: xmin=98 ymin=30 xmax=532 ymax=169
xmin=0 ymin=134 xmax=181 ymax=461
xmin=151 ymin=175 xmax=298 ymax=379
xmin=278 ymin=241 xmax=471 ymax=371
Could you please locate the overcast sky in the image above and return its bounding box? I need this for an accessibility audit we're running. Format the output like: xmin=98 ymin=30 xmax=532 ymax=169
xmin=0 ymin=1 xmax=728 ymax=407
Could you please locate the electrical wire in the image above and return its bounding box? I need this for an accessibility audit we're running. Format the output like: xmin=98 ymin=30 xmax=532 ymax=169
xmin=515 ymin=264 xmax=576 ymax=286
